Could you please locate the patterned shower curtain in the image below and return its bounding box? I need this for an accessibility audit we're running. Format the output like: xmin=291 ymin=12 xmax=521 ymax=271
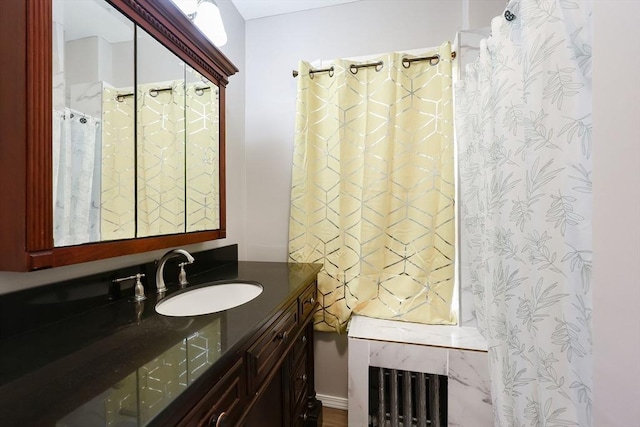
xmin=53 ymin=109 xmax=102 ymax=246
xmin=289 ymin=43 xmax=456 ymax=333
xmin=185 ymin=82 xmax=220 ymax=232
xmin=101 ymin=79 xmax=220 ymax=239
xmin=136 ymin=80 xmax=186 ymax=237
xmin=455 ymin=1 xmax=592 ymax=425
xmin=101 ymin=85 xmax=136 ymax=241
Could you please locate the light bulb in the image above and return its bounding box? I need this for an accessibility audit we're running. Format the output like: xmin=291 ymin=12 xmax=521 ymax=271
xmin=171 ymin=0 xmax=198 ymax=15
xmin=194 ymin=1 xmax=227 ymax=47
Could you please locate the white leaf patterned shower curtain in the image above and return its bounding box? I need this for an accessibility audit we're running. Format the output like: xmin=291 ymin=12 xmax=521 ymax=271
xmin=289 ymin=43 xmax=456 ymax=333
xmin=455 ymin=1 xmax=592 ymax=425
xmin=53 ymin=109 xmax=101 ymax=246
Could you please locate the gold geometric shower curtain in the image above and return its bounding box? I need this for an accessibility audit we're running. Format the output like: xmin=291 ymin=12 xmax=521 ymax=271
xmin=185 ymin=82 xmax=220 ymax=232
xmin=137 ymin=80 xmax=186 ymax=237
xmin=288 ymin=42 xmax=456 ymax=333
xmin=102 ymin=85 xmax=135 ymax=241
xmin=101 ymin=79 xmax=220 ymax=239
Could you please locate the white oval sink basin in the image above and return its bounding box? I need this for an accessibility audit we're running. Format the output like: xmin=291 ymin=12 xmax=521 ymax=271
xmin=155 ymin=281 xmax=263 ymax=317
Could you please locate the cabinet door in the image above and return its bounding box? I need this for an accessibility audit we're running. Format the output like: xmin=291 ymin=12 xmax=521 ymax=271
xmin=243 ymin=370 xmax=284 ymax=427
xmin=179 ymin=358 xmax=245 ymax=427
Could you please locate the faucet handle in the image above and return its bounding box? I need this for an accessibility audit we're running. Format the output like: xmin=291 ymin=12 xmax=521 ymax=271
xmin=112 ymin=274 xmax=139 ymax=284
xmin=132 ymin=273 xmax=146 ymax=302
xmin=178 ymin=262 xmax=189 ymax=288
xmin=112 ymin=273 xmax=146 ymax=302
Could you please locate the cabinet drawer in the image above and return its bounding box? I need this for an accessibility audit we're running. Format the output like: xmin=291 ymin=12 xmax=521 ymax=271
xmin=180 ymin=358 xmax=244 ymax=427
xmin=298 ymin=282 xmax=317 ymax=323
xmin=247 ymin=302 xmax=298 ymax=392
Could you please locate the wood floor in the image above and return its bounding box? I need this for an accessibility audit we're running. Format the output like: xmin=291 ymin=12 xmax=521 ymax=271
xmin=322 ymin=407 xmax=348 ymax=427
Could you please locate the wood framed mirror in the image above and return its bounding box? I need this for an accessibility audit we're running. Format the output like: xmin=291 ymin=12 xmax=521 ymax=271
xmin=0 ymin=0 xmax=237 ymax=271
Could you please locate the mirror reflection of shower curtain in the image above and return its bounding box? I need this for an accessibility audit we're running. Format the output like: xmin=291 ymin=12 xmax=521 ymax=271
xmin=185 ymin=82 xmax=219 ymax=232
xmin=101 ymin=79 xmax=219 ymax=238
xmin=137 ymin=80 xmax=186 ymax=237
xmin=52 ymin=108 xmax=102 ymax=246
xmin=101 ymin=86 xmax=136 ymax=241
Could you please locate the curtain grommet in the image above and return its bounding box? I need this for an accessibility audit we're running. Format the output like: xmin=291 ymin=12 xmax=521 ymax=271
xmin=504 ymin=10 xmax=516 ymax=21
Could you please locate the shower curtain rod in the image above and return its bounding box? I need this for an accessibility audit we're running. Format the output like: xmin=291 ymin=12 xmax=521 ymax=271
xmin=194 ymin=86 xmax=211 ymax=96
xmin=292 ymin=51 xmax=456 ymax=78
xmin=115 ymin=84 xmax=212 ymax=102
xmin=116 ymin=92 xmax=134 ymax=102
xmin=115 ymin=86 xmax=174 ymax=102
xmin=148 ymin=87 xmax=173 ymax=97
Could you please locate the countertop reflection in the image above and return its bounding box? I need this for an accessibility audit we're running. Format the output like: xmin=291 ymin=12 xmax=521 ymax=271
xmin=0 ymin=261 xmax=321 ymax=427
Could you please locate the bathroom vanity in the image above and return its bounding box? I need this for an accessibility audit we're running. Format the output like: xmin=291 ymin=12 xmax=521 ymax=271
xmin=0 ymin=0 xmax=322 ymax=423
xmin=0 ymin=0 xmax=320 ymax=423
xmin=0 ymin=255 xmax=323 ymax=426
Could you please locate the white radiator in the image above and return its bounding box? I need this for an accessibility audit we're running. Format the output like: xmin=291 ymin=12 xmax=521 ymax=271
xmin=347 ymin=316 xmax=492 ymax=427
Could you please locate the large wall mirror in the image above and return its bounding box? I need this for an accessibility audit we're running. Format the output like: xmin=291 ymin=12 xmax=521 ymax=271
xmin=52 ymin=0 xmax=221 ymax=248
xmin=0 ymin=0 xmax=236 ymax=271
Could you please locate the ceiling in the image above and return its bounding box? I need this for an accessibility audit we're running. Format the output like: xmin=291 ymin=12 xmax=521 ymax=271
xmin=229 ymin=0 xmax=361 ymax=21
xmin=58 ymin=0 xmax=361 ymax=43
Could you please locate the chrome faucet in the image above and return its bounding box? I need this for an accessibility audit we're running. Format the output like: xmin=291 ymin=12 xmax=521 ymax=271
xmin=155 ymin=249 xmax=195 ymax=294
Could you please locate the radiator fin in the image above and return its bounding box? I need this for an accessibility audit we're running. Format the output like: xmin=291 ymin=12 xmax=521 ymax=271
xmin=368 ymin=367 xmax=447 ymax=427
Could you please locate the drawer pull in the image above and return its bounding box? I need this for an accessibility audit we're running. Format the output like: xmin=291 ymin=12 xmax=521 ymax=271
xmin=276 ymin=331 xmax=289 ymax=342
xmin=301 ymin=335 xmax=307 ymax=344
xmin=298 ymin=373 xmax=308 ymax=381
xmin=210 ymin=412 xmax=227 ymax=427
xmin=300 ymin=412 xmax=308 ymax=421
xmin=309 ymin=297 xmax=315 ymax=305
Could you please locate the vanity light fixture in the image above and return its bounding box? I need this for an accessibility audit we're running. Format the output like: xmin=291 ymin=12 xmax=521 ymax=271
xmin=172 ymin=0 xmax=228 ymax=47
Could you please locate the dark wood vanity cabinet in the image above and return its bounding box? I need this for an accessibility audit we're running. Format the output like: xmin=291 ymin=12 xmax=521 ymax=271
xmin=178 ymin=280 xmax=322 ymax=427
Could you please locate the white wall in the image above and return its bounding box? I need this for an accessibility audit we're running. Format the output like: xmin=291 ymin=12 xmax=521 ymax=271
xmin=0 ymin=3 xmax=246 ymax=294
xmin=593 ymin=1 xmax=640 ymax=425
xmin=243 ymin=0 xmax=505 ymax=402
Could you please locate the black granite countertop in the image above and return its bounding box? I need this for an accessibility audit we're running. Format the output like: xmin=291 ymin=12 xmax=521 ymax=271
xmin=0 ymin=258 xmax=321 ymax=427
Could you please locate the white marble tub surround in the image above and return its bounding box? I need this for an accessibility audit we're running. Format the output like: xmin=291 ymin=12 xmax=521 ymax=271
xmin=348 ymin=316 xmax=488 ymax=351
xmin=347 ymin=315 xmax=492 ymax=427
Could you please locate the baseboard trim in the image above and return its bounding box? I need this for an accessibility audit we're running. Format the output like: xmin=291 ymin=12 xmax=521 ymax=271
xmin=316 ymin=393 xmax=348 ymax=410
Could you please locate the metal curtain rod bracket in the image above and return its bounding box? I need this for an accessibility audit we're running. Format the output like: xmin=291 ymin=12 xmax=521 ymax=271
xmin=291 ymin=66 xmax=335 ymax=79
xmin=349 ymin=60 xmax=383 ymax=75
xmin=149 ymin=87 xmax=173 ymax=97
xmin=401 ymin=51 xmax=456 ymax=68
